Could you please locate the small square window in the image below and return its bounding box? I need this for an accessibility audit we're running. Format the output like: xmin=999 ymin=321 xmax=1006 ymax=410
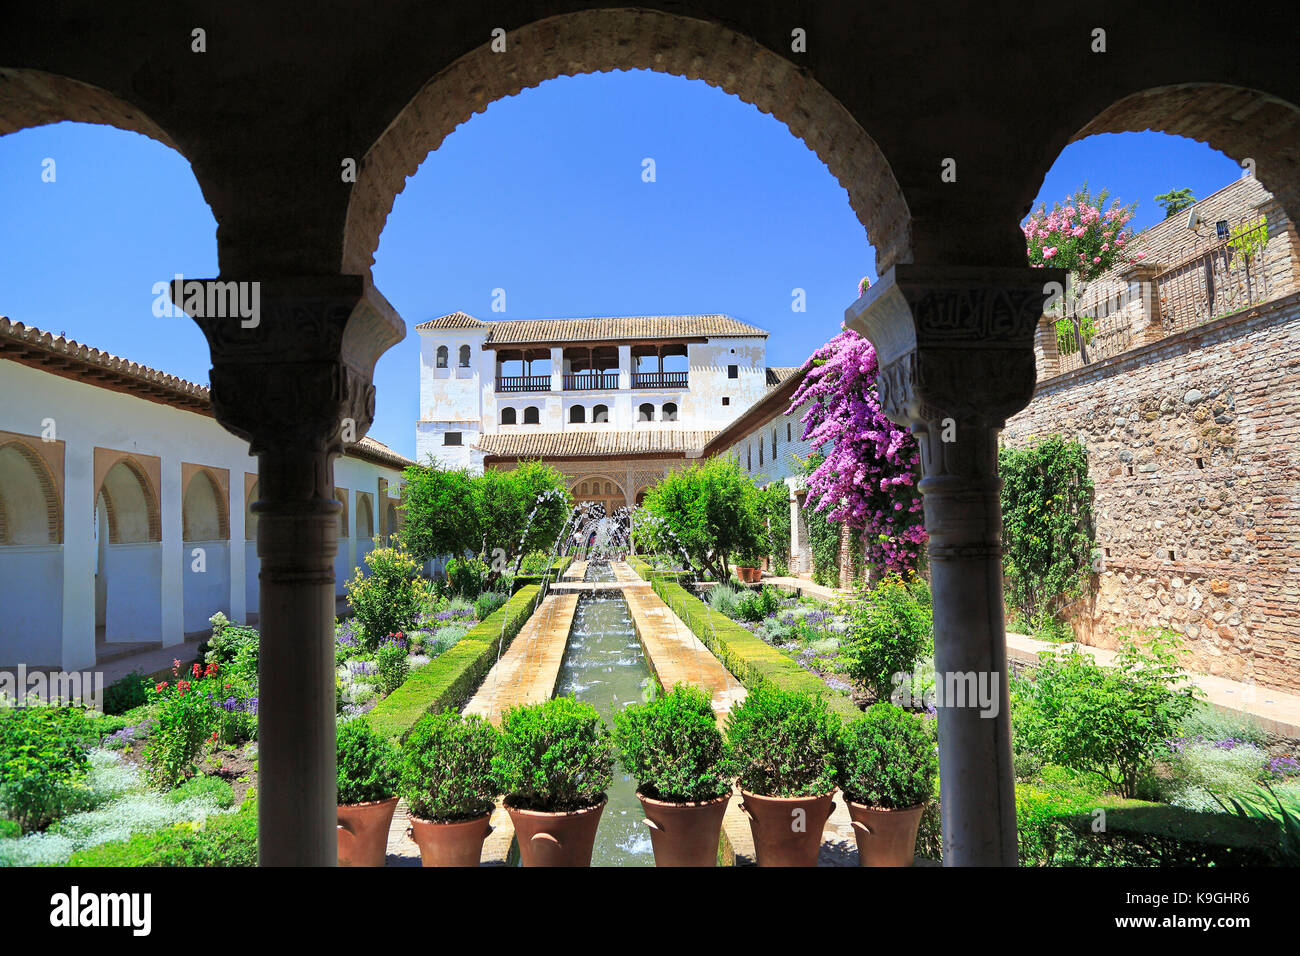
xmin=722 ymin=397 xmax=730 ymax=406
xmin=444 ymin=432 xmax=462 ymax=446
xmin=727 ymin=364 xmax=739 ymax=379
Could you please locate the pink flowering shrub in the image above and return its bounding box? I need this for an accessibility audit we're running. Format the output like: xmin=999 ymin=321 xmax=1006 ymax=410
xmin=1022 ymin=183 xmax=1141 ymax=292
xmin=787 ymin=328 xmax=927 ymax=574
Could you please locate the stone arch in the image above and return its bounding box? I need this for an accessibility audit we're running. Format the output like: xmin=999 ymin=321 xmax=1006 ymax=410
xmin=0 ymin=439 xmax=61 ymax=545
xmin=95 ymin=457 xmax=160 ymax=543
xmin=356 ymin=494 xmax=374 ymax=539
xmin=1024 ymin=83 xmax=1300 ymax=233
xmin=182 ymin=468 xmax=229 ymax=541
xmin=245 ymin=479 xmax=259 ymax=541
xmin=343 ymin=9 xmax=910 ymax=277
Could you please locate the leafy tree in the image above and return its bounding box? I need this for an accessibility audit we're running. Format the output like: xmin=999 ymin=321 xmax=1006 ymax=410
xmin=786 ymin=334 xmax=927 ymax=576
xmin=839 ymin=574 xmax=933 ymax=701
xmin=398 ymin=465 xmax=477 ymax=563
xmin=757 ymin=483 xmax=792 ymax=573
xmin=640 ymin=457 xmax=767 ymax=581
xmin=345 ymin=547 xmax=432 ymax=649
xmin=999 ymin=435 xmax=1095 ymax=626
xmin=1154 ymin=187 xmax=1197 ymax=219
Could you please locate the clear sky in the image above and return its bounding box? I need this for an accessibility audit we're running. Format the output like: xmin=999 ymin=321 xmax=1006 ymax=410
xmin=0 ymin=70 xmax=1244 ymax=460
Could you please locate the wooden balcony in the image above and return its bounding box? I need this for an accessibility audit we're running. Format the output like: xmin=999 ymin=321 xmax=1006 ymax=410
xmin=631 ymin=371 xmax=688 ymax=389
xmin=563 ymin=372 xmax=621 ymax=390
xmin=496 ymin=374 xmax=552 ymax=393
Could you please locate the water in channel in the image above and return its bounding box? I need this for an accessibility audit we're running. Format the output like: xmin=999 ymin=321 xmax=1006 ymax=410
xmin=550 ymin=561 xmax=656 ymax=866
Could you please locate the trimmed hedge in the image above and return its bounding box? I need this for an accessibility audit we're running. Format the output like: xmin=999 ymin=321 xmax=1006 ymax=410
xmin=633 ymin=560 xmax=859 ymax=719
xmin=510 ymin=556 xmax=573 ymax=593
xmin=66 ymin=806 xmax=258 ymax=867
xmin=367 ymin=585 xmax=543 ymax=740
xmin=1016 ymin=784 xmax=1279 ymax=866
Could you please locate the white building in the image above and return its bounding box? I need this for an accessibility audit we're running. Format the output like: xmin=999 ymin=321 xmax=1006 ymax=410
xmin=415 ymin=313 xmax=772 ymax=474
xmin=0 ymin=319 xmax=414 ymax=672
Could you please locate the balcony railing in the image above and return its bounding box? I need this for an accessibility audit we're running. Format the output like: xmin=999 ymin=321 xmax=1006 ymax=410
xmin=496 ymin=374 xmax=552 ymax=393
xmin=631 ymin=371 xmax=688 ymax=389
xmin=563 ymin=372 xmax=620 ymax=390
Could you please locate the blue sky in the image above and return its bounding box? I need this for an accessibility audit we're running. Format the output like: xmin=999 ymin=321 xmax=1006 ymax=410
xmin=0 ymin=70 xmax=1243 ymax=460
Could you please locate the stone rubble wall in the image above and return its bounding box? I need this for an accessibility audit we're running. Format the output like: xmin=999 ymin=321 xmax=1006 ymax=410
xmin=1004 ymin=291 xmax=1300 ymax=694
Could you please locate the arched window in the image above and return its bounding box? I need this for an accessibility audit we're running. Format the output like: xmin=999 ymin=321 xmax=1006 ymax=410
xmin=662 ymin=402 xmax=678 ymax=422
xmin=638 ymin=403 xmax=654 ymax=422
xmin=183 ymin=471 xmax=227 ymax=542
xmin=523 ymin=406 xmax=540 ymax=424
xmin=501 ymin=407 xmax=517 ymax=425
xmin=435 ymin=345 xmax=448 ymax=368
xmin=458 ymin=344 xmax=472 ymax=368
xmin=592 ymin=404 xmax=609 ymax=423
xmin=570 ymin=405 xmax=586 ymax=424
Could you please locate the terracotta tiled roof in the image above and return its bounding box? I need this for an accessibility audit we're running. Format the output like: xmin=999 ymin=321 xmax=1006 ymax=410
xmin=413 ymin=312 xmax=490 ymax=331
xmin=0 ymin=317 xmax=415 ymax=468
xmin=765 ymin=366 xmax=802 ymax=388
xmin=415 ymin=313 xmax=767 ymax=344
xmin=478 ymin=429 xmax=719 ymax=459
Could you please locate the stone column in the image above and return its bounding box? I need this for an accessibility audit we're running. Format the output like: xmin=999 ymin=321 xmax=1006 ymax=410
xmin=846 ymin=264 xmax=1062 ymax=866
xmin=160 ymin=453 xmax=184 ymax=645
xmin=1120 ymin=262 xmax=1164 ymax=345
xmin=1033 ymin=314 xmax=1059 ymax=382
xmin=177 ymin=275 xmax=403 ymax=866
xmin=61 ymin=440 xmax=96 ymax=670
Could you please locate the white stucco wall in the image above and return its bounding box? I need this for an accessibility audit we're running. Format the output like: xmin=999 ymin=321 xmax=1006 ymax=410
xmin=0 ymin=360 xmax=409 ymax=670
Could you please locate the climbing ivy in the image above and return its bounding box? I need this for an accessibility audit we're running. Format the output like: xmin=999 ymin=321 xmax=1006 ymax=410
xmin=999 ymin=436 xmax=1096 ymax=625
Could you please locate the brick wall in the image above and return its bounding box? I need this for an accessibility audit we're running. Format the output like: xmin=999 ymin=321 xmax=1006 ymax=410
xmin=1004 ymin=291 xmax=1300 ymax=693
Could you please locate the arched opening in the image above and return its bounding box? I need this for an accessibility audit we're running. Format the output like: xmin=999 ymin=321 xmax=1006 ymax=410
xmin=95 ymin=460 xmax=163 ymax=646
xmin=181 ymin=470 xmax=231 ymax=632
xmin=569 ymin=405 xmax=586 ymax=424
xmin=0 ymin=440 xmax=63 ymax=666
xmin=183 ymin=471 xmax=227 ymax=542
xmin=345 ymin=9 xmax=910 ymax=277
xmin=501 ymin=406 xmax=517 ymax=425
xmin=662 ymin=402 xmax=678 ymax=422
xmin=523 ymin=406 xmax=540 ymax=425
xmin=436 ymin=345 xmax=448 ymax=368
xmin=638 ymin=403 xmax=655 ymax=422
xmin=458 ymin=344 xmax=472 ymax=368
xmin=356 ymin=494 xmax=375 ymax=573
xmin=592 ymin=404 xmax=609 ymax=424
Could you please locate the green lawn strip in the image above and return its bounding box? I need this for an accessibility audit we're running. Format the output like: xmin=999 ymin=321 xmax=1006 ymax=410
xmin=510 ymin=555 xmax=573 ymax=592
xmin=367 ymin=584 xmax=544 ymax=740
xmin=631 ymin=559 xmax=859 ymax=718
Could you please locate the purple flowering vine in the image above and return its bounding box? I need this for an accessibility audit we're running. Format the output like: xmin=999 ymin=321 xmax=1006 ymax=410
xmin=786 ymin=327 xmax=927 ymax=573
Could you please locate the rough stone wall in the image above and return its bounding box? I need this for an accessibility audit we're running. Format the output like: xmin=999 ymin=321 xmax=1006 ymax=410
xmin=1003 ymin=292 xmax=1300 ymax=693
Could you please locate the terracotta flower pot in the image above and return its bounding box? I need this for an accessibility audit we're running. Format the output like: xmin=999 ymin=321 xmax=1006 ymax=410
xmin=336 ymin=796 xmax=399 ymax=867
xmin=846 ymin=801 xmax=925 ymax=867
xmin=406 ymin=812 xmax=493 ymax=867
xmin=505 ymin=798 xmax=606 ymax=867
xmin=736 ymin=567 xmax=761 ymax=584
xmin=637 ymin=791 xmax=730 ymax=867
xmin=738 ymin=790 xmax=836 ymax=867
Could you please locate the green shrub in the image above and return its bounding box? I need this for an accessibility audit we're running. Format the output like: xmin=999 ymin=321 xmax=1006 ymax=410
xmin=102 ymin=671 xmax=150 ymax=716
xmin=336 ymin=718 xmax=398 ymax=805
xmin=66 ymin=806 xmax=257 ymax=867
xmin=203 ymin=611 xmax=260 ymax=672
xmin=613 ymin=684 xmax=733 ymax=803
xmin=445 ymin=555 xmax=489 ymax=599
xmin=346 ymin=547 xmax=432 ymax=650
xmin=1159 ymin=737 xmax=1269 ymax=811
xmin=0 ymin=706 xmax=92 ymax=832
xmin=475 ymin=591 xmax=508 ymax=621
xmin=725 ymin=683 xmax=841 ymax=797
xmin=733 ymin=586 xmax=781 ymax=623
xmin=837 ymin=702 xmax=938 ymax=808
xmin=398 ymin=710 xmax=500 ymax=821
xmin=494 ymin=696 xmax=614 ymax=812
xmin=1015 ymin=630 xmax=1199 ymax=797
xmin=375 ymin=638 xmax=410 ymax=697
xmin=839 ymin=574 xmax=932 ymax=701
xmin=0 ymin=819 xmax=19 ymax=839
xmin=166 ymin=774 xmax=235 ymax=809
xmin=518 ymin=550 xmax=554 ymax=574
xmin=1213 ymin=783 xmax=1300 ymax=864
xmin=706 ymin=584 xmax=740 ymax=619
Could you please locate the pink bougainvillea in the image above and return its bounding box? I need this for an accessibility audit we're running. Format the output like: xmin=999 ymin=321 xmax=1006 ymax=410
xmin=787 ymin=327 xmax=927 ymax=573
xmin=1022 ymin=183 xmax=1140 ymax=290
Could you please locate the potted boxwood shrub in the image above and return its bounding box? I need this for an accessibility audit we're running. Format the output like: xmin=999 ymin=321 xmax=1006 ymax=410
xmin=837 ymin=702 xmax=938 ymax=866
xmin=613 ymin=683 xmax=734 ymax=866
xmin=336 ymin=717 xmax=400 ymax=866
xmin=726 ymin=683 xmax=842 ymax=866
xmin=398 ymin=709 xmax=500 ymax=866
xmin=494 ymin=696 xmax=614 ymax=866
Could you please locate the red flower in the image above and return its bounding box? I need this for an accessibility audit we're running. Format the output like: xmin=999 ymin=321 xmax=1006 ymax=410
xmin=205 ymin=662 xmax=219 ymax=678
xmin=156 ymin=681 xmax=169 ymax=692
xmin=177 ymin=680 xmax=191 ymax=695
xmin=211 ymin=731 xmax=218 ymax=741
xmin=192 ymin=662 xmax=202 ymax=678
